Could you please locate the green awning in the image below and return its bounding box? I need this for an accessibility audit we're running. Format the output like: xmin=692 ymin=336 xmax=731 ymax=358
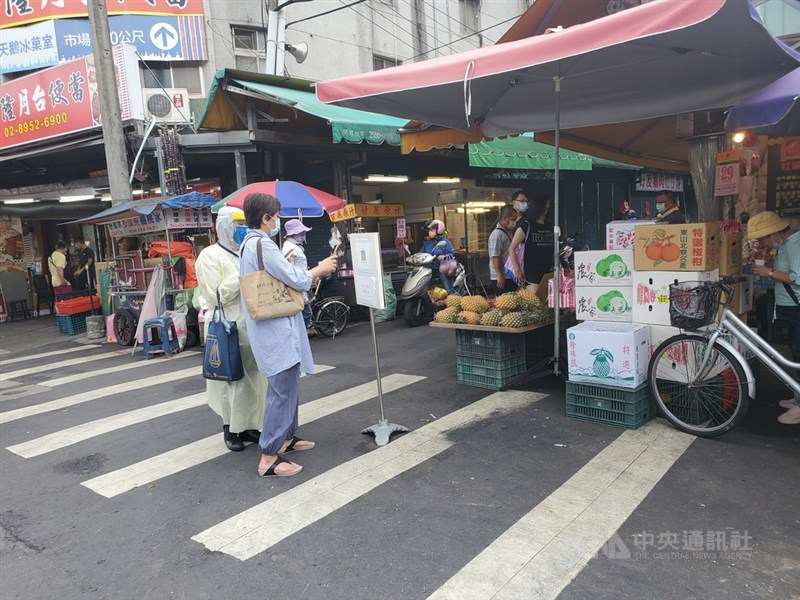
xmin=197 ymin=70 xmax=407 ymax=146
xmin=468 ymin=134 xmax=592 ymax=170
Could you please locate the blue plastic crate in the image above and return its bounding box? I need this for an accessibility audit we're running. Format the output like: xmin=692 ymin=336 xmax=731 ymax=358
xmin=566 ymin=381 xmax=655 ymax=429
xmin=57 ymin=313 xmax=88 ymax=335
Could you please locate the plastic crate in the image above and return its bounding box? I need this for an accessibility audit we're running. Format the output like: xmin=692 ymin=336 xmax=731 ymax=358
xmin=57 ymin=312 xmax=88 ymax=335
xmin=456 ymin=353 xmax=526 ymax=390
xmin=455 ymin=329 xmax=525 ymax=360
xmin=566 ymin=381 xmax=655 ymax=429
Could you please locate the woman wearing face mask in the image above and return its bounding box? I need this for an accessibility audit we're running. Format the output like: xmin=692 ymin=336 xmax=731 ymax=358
xmin=195 ymin=206 xmax=268 ymax=451
xmin=508 ymin=194 xmax=556 ymax=294
xmin=281 ymin=219 xmax=314 ymax=332
xmin=748 ymin=211 xmax=800 ymax=425
xmin=240 ymin=193 xmax=338 ymax=477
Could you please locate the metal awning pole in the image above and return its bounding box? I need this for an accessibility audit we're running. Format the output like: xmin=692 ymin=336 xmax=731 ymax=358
xmin=553 ymin=74 xmax=562 ymax=377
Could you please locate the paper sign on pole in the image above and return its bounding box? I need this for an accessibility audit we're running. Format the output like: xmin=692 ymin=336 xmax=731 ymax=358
xmin=349 ymin=232 xmax=385 ymax=310
xmin=396 ymin=218 xmax=406 ymax=239
xmin=714 ymin=151 xmax=741 ymax=196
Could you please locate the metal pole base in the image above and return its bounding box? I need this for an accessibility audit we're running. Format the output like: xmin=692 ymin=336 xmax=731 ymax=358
xmin=361 ymin=419 xmax=409 ymax=447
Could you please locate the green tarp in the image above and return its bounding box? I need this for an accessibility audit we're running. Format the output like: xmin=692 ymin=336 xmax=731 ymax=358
xmin=468 ymin=134 xmax=592 ymax=170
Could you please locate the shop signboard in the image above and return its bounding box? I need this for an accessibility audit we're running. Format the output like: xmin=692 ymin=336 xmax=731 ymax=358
xmin=106 ymin=207 xmax=213 ymax=237
xmin=0 ymin=44 xmax=143 ymax=150
xmin=396 ymin=218 xmax=406 ymax=239
xmin=766 ymin=137 xmax=800 ymax=215
xmin=635 ymin=173 xmax=684 ymax=193
xmin=1 ymin=0 xmax=204 ymax=29
xmin=714 ymin=150 xmax=741 ymax=197
xmin=0 ymin=19 xmax=59 ymax=74
xmin=329 ymin=203 xmax=404 ymax=222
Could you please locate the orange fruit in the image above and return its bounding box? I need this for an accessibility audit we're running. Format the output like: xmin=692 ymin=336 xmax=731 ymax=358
xmin=661 ymin=242 xmax=680 ymax=262
xmin=645 ymin=242 xmax=663 ymax=261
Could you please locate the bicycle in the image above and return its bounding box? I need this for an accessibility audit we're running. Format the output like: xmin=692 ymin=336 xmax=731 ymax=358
xmin=309 ymin=281 xmax=349 ymax=338
xmin=648 ymin=275 xmax=800 ymax=438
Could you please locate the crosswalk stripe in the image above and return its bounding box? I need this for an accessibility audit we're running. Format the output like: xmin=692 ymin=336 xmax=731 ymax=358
xmin=0 ymin=380 xmax=51 ymax=402
xmin=0 ymin=366 xmax=201 ymax=424
xmin=81 ymin=373 xmax=426 ymax=498
xmin=41 ymin=351 xmax=196 ymax=388
xmin=191 ymin=388 xmax=547 ymax=561
xmin=6 ymin=394 xmax=207 ymax=458
xmin=427 ymin=420 xmax=694 ymax=600
xmin=0 ymin=350 xmax=122 ymax=381
xmin=0 ymin=344 xmax=101 ymax=367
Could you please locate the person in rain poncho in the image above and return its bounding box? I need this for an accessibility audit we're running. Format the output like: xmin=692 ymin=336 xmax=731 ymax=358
xmin=195 ymin=206 xmax=267 ymax=451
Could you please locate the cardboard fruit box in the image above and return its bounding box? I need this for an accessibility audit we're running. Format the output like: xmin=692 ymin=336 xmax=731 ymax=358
xmin=566 ymin=322 xmax=650 ymax=389
xmin=719 ymin=275 xmax=753 ymax=316
xmin=573 ymin=250 xmax=634 ymax=287
xmin=606 ymin=220 xmax=656 ymax=250
xmin=634 ymin=222 xmax=719 ymax=272
xmin=718 ymin=233 xmax=743 ymax=276
xmin=575 ymin=285 xmax=634 ymax=322
xmin=632 ymin=270 xmax=719 ymax=326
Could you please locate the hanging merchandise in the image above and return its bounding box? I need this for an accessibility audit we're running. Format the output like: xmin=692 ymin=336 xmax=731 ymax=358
xmin=161 ymin=127 xmax=187 ymax=197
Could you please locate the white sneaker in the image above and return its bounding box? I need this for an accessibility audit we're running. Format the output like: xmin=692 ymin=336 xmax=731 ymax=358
xmin=779 ymin=399 xmax=798 ymax=409
xmin=777 ymin=405 xmax=800 ymax=425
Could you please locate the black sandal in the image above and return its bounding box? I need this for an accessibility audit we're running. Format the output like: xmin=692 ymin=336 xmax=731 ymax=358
xmin=279 ymin=436 xmax=315 ymax=455
xmin=257 ymin=456 xmax=303 ymax=478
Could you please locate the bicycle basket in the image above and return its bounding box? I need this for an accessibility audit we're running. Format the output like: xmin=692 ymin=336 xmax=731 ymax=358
xmin=669 ymin=282 xmax=721 ymax=330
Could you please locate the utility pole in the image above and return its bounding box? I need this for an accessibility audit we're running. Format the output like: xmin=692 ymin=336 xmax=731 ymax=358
xmin=87 ymin=0 xmax=132 ymax=206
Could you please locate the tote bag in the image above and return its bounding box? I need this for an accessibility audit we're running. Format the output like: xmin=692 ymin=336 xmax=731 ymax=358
xmin=504 ymin=223 xmax=529 ymax=282
xmin=240 ymin=238 xmax=305 ymax=320
xmin=203 ymin=292 xmax=244 ymax=381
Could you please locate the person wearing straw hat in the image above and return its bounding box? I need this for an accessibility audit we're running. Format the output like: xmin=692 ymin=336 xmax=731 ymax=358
xmin=748 ymin=210 xmax=800 ymax=425
xmin=281 ymin=218 xmax=314 ymax=332
xmin=196 ymin=206 xmax=268 ymax=450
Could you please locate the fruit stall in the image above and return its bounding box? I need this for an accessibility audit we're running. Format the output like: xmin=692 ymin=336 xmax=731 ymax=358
xmin=429 ymin=286 xmax=562 ymax=390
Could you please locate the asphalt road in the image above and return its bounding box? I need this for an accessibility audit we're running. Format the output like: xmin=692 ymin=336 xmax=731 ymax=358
xmin=0 ymin=316 xmax=798 ymax=600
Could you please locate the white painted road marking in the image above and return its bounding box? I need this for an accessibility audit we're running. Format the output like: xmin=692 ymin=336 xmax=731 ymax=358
xmin=0 ymin=344 xmax=101 ymax=367
xmin=41 ymin=350 xmax=196 ymax=388
xmin=6 ymin=393 xmax=207 ymax=458
xmin=192 ymin=388 xmax=546 ymax=561
xmin=0 ymin=366 xmax=201 ymax=424
xmin=0 ymin=380 xmax=51 ymax=402
xmin=0 ymin=350 xmax=122 ymax=381
xmin=81 ymin=373 xmax=426 ymax=497
xmin=427 ymin=419 xmax=695 ymax=600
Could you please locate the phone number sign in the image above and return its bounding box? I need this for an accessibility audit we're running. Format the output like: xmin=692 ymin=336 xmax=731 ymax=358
xmin=106 ymin=208 xmax=212 ymax=237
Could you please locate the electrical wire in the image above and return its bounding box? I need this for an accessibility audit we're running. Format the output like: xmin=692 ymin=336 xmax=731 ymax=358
xmin=398 ymin=0 xmax=482 ymax=53
xmin=334 ymin=0 xmax=419 ymax=54
xmin=375 ymin=0 xmax=439 ymax=60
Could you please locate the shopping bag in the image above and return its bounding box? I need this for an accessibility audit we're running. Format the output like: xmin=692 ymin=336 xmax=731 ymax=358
xmin=203 ymin=293 xmax=244 ymax=382
xmin=240 ymin=238 xmax=305 ymax=320
xmin=439 ymin=255 xmax=458 ymax=277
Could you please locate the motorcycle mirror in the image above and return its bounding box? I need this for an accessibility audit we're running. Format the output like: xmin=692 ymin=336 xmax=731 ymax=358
xmin=403 ymin=244 xmax=410 ymax=254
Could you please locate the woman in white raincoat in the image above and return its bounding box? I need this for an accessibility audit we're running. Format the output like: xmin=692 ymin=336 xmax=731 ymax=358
xmin=196 ymin=206 xmax=267 ymax=451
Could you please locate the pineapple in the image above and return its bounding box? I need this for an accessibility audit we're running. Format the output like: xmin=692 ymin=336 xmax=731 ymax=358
xmin=445 ymin=294 xmax=462 ymax=310
xmin=458 ymin=310 xmax=481 ymax=325
xmin=495 ymin=292 xmax=520 ymax=312
xmin=590 ymin=348 xmax=614 ymax=378
xmin=480 ymin=309 xmax=503 ymax=327
xmin=501 ymin=311 xmax=528 ymax=329
xmin=434 ymin=307 xmax=459 ymax=324
xmin=517 ymin=288 xmax=541 ymax=310
xmin=460 ymin=295 xmax=490 ymax=314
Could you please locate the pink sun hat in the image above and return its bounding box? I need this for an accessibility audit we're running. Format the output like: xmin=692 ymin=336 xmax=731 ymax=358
xmin=284 ymin=219 xmax=312 ymax=236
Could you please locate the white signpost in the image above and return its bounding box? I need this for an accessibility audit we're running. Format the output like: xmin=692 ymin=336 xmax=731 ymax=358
xmin=350 ymin=233 xmax=408 ymax=445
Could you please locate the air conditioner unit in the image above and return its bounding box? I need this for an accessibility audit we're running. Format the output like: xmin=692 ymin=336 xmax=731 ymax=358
xmin=142 ymin=88 xmax=189 ymax=123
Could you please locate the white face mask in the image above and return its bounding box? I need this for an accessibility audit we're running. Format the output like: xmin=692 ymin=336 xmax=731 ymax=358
xmin=656 ymin=202 xmax=666 ymax=213
xmin=265 ymin=215 xmax=280 ymax=237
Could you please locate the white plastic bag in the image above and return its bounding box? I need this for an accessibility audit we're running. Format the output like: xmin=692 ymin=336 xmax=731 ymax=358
xmin=162 ymin=307 xmax=188 ymax=349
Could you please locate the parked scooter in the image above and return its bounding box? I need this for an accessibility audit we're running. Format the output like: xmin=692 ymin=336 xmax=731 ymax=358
xmin=559 ymin=232 xmax=589 ymax=272
xmin=399 ymin=241 xmax=468 ymax=327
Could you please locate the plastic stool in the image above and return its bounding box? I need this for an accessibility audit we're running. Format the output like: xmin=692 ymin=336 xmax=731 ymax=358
xmin=142 ymin=316 xmax=180 ymax=358
xmin=8 ymin=300 xmax=31 ymax=320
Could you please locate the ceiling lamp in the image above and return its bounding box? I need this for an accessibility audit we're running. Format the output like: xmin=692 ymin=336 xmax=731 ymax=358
xmin=60 ymin=194 xmax=96 ymax=202
xmin=424 ymin=177 xmax=461 ymax=184
xmin=2 ymin=198 xmax=36 ymax=204
xmin=732 ymin=131 xmax=746 ymax=143
xmin=363 ymin=175 xmax=408 ymax=183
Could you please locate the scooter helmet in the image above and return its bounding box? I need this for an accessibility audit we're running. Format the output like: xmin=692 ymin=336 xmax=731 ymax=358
xmin=426 ymin=219 xmax=445 ymax=235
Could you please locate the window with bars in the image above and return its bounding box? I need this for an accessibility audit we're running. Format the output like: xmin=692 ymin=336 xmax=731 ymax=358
xmin=139 ymin=61 xmax=204 ymax=96
xmin=373 ymin=54 xmax=400 ymax=71
xmin=232 ymin=26 xmax=268 ymax=73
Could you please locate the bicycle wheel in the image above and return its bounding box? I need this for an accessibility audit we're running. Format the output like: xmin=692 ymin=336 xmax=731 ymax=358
xmin=648 ymin=334 xmax=749 ymax=437
xmin=313 ymin=300 xmax=349 ymax=338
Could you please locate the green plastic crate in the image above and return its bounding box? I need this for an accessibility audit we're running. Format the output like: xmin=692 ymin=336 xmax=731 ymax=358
xmin=455 ymin=329 xmax=525 ymax=360
xmin=456 ymin=353 xmax=526 ymax=390
xmin=57 ymin=313 xmax=88 ymax=336
xmin=566 ymin=381 xmax=655 ymax=429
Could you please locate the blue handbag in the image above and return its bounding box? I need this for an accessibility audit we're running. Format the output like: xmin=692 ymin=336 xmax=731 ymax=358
xmin=202 ymin=291 xmax=244 ymax=382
